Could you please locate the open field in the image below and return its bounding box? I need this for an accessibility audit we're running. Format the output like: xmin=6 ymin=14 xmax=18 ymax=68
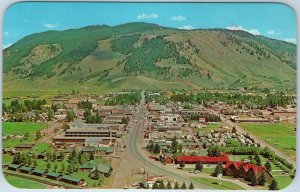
xmin=273 ymin=175 xmax=294 ymax=190
xmin=192 ymin=177 xmax=245 ymax=190
xmin=2 ymin=122 xmax=47 ymax=135
xmin=239 ymin=123 xmax=296 ymax=158
xmin=2 ymin=122 xmax=47 ymax=148
xmin=4 ymin=175 xmax=49 ymax=189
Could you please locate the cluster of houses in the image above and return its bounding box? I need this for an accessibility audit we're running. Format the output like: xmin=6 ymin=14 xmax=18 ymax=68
xmin=196 ymin=129 xmax=260 ymax=148
xmin=7 ymin=164 xmax=87 ymax=187
xmin=229 ymin=107 xmax=296 ymax=124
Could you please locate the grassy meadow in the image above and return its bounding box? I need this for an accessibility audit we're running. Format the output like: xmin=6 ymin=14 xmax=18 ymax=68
xmin=192 ymin=177 xmax=245 ymax=190
xmin=4 ymin=175 xmax=49 ymax=189
xmin=2 ymin=122 xmax=47 ymax=148
xmin=239 ymin=123 xmax=296 ymax=158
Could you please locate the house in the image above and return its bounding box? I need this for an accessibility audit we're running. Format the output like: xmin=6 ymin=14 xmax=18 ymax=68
xmin=223 ymin=161 xmax=244 ymax=177
xmin=47 ymin=172 xmax=62 ymax=180
xmin=2 ymin=148 xmax=16 ymax=155
xmin=199 ymin=118 xmax=206 ymax=123
xmin=81 ymin=147 xmax=95 ymax=155
xmin=37 ymin=152 xmax=46 ymax=159
xmin=176 ymin=153 xmax=229 ymax=164
xmin=79 ymin=160 xmax=96 ymax=171
xmin=14 ymin=143 xmax=35 ymax=151
xmin=164 ymin=155 xmax=174 ymax=164
xmin=8 ymin=164 xmax=21 ymax=171
xmin=61 ymin=175 xmax=86 ymax=186
xmin=32 ymin=169 xmax=47 ymax=177
xmin=95 ymin=147 xmax=114 ymax=155
xmin=19 ymin=166 xmax=33 ymax=174
xmin=224 ymin=161 xmax=273 ymax=181
xmin=89 ymin=164 xmax=112 ymax=177
xmin=140 ymin=175 xmax=166 ymax=189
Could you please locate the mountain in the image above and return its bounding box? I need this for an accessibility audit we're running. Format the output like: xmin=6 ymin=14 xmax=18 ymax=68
xmin=3 ymin=22 xmax=297 ymax=92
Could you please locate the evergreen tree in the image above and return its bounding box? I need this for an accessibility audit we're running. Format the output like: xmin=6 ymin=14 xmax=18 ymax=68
xmin=52 ymin=150 xmax=57 ymax=161
xmin=258 ymin=173 xmax=267 ymax=186
xmin=166 ymin=181 xmax=172 ymax=189
xmin=47 ymin=161 xmax=51 ymax=170
xmin=153 ymin=143 xmax=160 ymax=154
xmin=173 ymin=181 xmax=179 ymax=189
xmin=89 ymin=152 xmax=94 ymax=160
xmin=265 ymin=161 xmax=271 ymax=171
xmin=195 ymin=162 xmax=203 ymax=171
xmin=180 ymin=162 xmax=185 ymax=168
xmin=188 ymin=182 xmax=194 ymax=189
xmin=180 ymin=182 xmax=187 ymax=189
xmin=67 ymin=163 xmax=73 ymax=174
xmin=171 ymin=136 xmax=178 ymax=153
xmin=61 ymin=152 xmax=65 ymax=160
xmin=93 ymin=167 xmax=100 ymax=180
xmin=268 ymin=179 xmax=279 ymax=190
xmin=152 ymin=181 xmax=159 ymax=189
xmin=63 ymin=122 xmax=69 ymax=131
xmin=159 ymin=180 xmax=165 ymax=189
xmin=213 ymin=162 xmax=223 ymax=176
xmin=66 ymin=110 xmax=76 ymax=122
xmin=251 ymin=176 xmax=258 ymax=186
xmin=255 ymin=154 xmax=262 ymax=166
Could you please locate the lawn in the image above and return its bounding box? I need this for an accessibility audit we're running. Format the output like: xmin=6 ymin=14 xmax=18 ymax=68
xmin=228 ymin=155 xmax=249 ymax=161
xmin=273 ymin=175 xmax=294 ymax=190
xmin=2 ymin=122 xmax=47 ymax=148
xmin=199 ymin=122 xmax=223 ymax=133
xmin=2 ymin=154 xmax=13 ymax=164
xmin=239 ymin=123 xmax=296 ymax=158
xmin=2 ymin=122 xmax=46 ymax=135
xmin=192 ymin=177 xmax=245 ymax=190
xmin=4 ymin=175 xmax=48 ymax=189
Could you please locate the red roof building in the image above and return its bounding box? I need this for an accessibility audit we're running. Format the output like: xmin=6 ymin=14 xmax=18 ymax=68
xmin=176 ymin=153 xmax=229 ymax=164
xmin=224 ymin=161 xmax=273 ymax=181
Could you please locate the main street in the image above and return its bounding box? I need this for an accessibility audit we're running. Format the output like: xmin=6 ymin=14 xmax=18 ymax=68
xmin=112 ymin=90 xmax=254 ymax=189
xmin=127 ymin=90 xmax=211 ymax=189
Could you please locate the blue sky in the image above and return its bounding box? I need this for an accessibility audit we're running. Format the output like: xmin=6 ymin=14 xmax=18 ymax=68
xmin=3 ymin=2 xmax=297 ymax=48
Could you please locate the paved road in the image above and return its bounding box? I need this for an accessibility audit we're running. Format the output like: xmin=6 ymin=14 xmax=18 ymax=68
xmin=127 ymin=90 xmax=212 ymax=189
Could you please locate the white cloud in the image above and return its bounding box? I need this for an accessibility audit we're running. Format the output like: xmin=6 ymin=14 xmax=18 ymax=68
xmin=179 ymin=25 xmax=193 ymax=30
xmin=226 ymin=25 xmax=261 ymax=35
xmin=170 ymin=15 xmax=186 ymax=21
xmin=267 ymin=30 xmax=275 ymax=35
xmin=43 ymin=23 xmax=60 ymax=29
xmin=284 ymin=38 xmax=297 ymax=44
xmin=136 ymin=13 xmax=158 ymax=20
xmin=3 ymin=43 xmax=12 ymax=49
xmin=226 ymin=25 xmax=247 ymax=31
xmin=4 ymin=32 xmax=9 ymax=36
xmin=248 ymin=29 xmax=261 ymax=35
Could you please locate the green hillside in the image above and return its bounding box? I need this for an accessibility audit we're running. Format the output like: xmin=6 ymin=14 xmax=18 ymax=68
xmin=3 ymin=22 xmax=297 ymax=92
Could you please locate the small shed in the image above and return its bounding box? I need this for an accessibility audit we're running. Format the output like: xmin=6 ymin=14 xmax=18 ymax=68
xmin=61 ymin=175 xmax=86 ymax=186
xmin=47 ymin=172 xmax=62 ymax=180
xmin=15 ymin=143 xmax=34 ymax=151
xmin=32 ymin=169 xmax=47 ymax=177
xmin=19 ymin=166 xmax=33 ymax=174
xmin=8 ymin=164 xmax=20 ymax=171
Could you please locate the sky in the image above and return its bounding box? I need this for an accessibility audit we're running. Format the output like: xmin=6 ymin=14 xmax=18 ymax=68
xmin=2 ymin=2 xmax=297 ymax=48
